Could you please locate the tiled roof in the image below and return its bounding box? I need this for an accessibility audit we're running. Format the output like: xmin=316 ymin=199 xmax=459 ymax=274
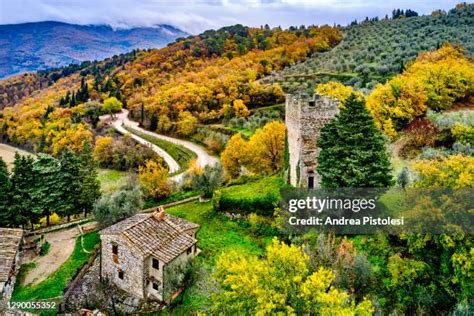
xmin=100 ymin=209 xmax=199 ymax=263
xmin=0 ymin=228 xmax=23 ymax=282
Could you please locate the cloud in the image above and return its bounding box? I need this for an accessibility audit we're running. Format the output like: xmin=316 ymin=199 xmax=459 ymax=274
xmin=0 ymin=0 xmax=462 ymax=34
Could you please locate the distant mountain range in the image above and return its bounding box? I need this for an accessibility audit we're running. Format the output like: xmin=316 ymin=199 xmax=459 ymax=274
xmin=0 ymin=21 xmax=188 ymax=78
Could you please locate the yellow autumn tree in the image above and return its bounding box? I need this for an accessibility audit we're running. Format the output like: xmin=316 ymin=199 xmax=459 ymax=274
xmin=93 ymin=136 xmax=114 ymax=166
xmin=138 ymin=160 xmax=171 ymax=199
xmin=221 ymin=121 xmax=285 ymax=178
xmin=52 ymin=123 xmax=93 ymax=155
xmin=233 ymin=99 xmax=250 ymax=118
xmin=411 ymin=46 xmax=474 ymax=111
xmin=102 ymin=96 xmax=122 ymax=118
xmin=212 ymin=238 xmax=373 ymax=315
xmin=157 ymin=114 xmax=172 ymax=133
xmin=247 ymin=121 xmax=286 ymax=174
xmin=176 ymin=111 xmax=198 ymax=136
xmin=367 ymin=76 xmax=427 ymax=137
xmin=413 ymin=154 xmax=474 ymax=188
xmin=315 ymin=81 xmax=364 ymax=104
xmin=221 ymin=133 xmax=248 ymax=178
xmin=367 ymin=44 xmax=474 ymax=137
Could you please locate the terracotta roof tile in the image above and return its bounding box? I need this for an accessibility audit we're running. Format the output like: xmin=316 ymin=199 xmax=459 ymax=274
xmin=100 ymin=210 xmax=198 ymax=263
xmin=0 ymin=228 xmax=23 ymax=282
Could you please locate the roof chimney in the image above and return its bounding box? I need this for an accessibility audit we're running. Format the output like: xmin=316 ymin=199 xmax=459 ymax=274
xmin=153 ymin=206 xmax=166 ymax=221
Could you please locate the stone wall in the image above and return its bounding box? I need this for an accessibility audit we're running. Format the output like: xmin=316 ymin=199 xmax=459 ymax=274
xmin=100 ymin=234 xmax=145 ymax=299
xmin=285 ymin=93 xmax=301 ymax=187
xmin=286 ymin=93 xmax=339 ymax=188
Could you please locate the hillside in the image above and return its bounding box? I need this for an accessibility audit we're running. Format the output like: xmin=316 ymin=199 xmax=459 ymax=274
xmin=116 ymin=25 xmax=341 ymax=127
xmin=262 ymin=3 xmax=474 ymax=92
xmin=0 ymin=4 xmax=473 ymax=316
xmin=0 ymin=21 xmax=187 ymax=78
xmin=0 ymin=50 xmax=137 ymax=110
xmin=0 ymin=24 xmax=342 ymax=153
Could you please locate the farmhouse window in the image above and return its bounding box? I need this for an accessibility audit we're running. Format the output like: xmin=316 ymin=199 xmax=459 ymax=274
xmin=152 ymin=258 xmax=159 ymax=270
xmin=112 ymin=244 xmax=119 ymax=263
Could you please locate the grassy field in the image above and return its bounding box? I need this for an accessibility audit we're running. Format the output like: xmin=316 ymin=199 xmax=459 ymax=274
xmin=251 ymin=103 xmax=285 ymax=114
xmin=123 ymin=126 xmax=196 ymax=172
xmin=0 ymin=143 xmax=30 ymax=169
xmin=217 ymin=124 xmax=253 ymax=138
xmin=221 ymin=176 xmax=284 ymax=200
xmin=165 ymin=201 xmax=274 ymax=313
xmin=12 ymin=232 xmax=100 ymax=302
xmin=216 ymin=176 xmax=285 ymax=215
xmin=98 ymin=168 xmax=129 ymax=194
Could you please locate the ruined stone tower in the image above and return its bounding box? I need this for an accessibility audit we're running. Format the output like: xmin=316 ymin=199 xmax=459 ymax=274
xmin=285 ymin=93 xmax=339 ymax=188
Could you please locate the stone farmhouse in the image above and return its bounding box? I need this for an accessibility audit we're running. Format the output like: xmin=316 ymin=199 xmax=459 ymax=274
xmin=285 ymin=93 xmax=339 ymax=188
xmin=0 ymin=228 xmax=23 ymax=300
xmin=99 ymin=208 xmax=199 ymax=302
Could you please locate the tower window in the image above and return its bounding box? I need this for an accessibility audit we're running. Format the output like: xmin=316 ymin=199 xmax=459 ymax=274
xmin=152 ymin=282 xmax=159 ymax=291
xmin=118 ymin=269 xmax=124 ymax=280
xmin=308 ymin=100 xmax=315 ymax=107
xmin=308 ymin=171 xmax=315 ymax=189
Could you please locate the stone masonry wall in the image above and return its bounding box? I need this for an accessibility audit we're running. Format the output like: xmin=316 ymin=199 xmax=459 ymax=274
xmin=285 ymin=93 xmax=301 ymax=186
xmin=286 ymin=93 xmax=339 ymax=188
xmin=100 ymin=234 xmax=145 ymax=299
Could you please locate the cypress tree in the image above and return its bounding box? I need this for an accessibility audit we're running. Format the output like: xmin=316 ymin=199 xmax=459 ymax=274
xmin=70 ymin=91 xmax=76 ymax=107
xmin=59 ymin=149 xmax=82 ymax=221
xmin=140 ymin=102 xmax=145 ymax=127
xmin=31 ymin=154 xmax=62 ymax=226
xmin=150 ymin=113 xmax=158 ymax=131
xmin=65 ymin=91 xmax=71 ymax=104
xmin=317 ymin=94 xmax=394 ymax=188
xmin=10 ymin=154 xmax=36 ymax=228
xmin=78 ymin=141 xmax=101 ymax=217
xmin=83 ymin=81 xmax=89 ymax=101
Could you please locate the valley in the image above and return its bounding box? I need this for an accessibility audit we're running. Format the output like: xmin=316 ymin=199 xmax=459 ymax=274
xmin=0 ymin=21 xmax=188 ymax=78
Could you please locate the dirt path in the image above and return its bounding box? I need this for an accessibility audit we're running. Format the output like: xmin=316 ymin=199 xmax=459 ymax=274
xmin=111 ymin=113 xmax=181 ymax=174
xmin=23 ymin=226 xmax=80 ymax=286
xmin=110 ymin=110 xmax=219 ymax=182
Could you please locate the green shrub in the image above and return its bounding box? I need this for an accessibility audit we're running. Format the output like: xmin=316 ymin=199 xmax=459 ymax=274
xmin=214 ymin=176 xmax=284 ymax=216
xmin=39 ymin=241 xmax=51 ymax=256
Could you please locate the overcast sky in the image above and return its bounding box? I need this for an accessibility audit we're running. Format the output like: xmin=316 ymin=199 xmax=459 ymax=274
xmin=0 ymin=0 xmax=463 ymax=34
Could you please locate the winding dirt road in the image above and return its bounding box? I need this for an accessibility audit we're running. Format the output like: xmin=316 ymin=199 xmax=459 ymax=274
xmin=112 ymin=114 xmax=180 ymax=174
xmin=111 ymin=110 xmax=219 ymax=181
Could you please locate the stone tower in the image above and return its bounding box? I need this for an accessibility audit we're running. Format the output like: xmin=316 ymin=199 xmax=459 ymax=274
xmin=285 ymin=93 xmax=339 ymax=188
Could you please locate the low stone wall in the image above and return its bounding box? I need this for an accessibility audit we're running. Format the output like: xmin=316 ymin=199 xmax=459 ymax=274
xmin=141 ymin=196 xmax=200 ymax=213
xmin=25 ymin=218 xmax=92 ymax=237
xmin=61 ymin=247 xmax=100 ymax=313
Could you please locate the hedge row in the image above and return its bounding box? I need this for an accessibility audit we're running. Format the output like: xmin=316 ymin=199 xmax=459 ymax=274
xmin=213 ymin=176 xmax=284 ymax=216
